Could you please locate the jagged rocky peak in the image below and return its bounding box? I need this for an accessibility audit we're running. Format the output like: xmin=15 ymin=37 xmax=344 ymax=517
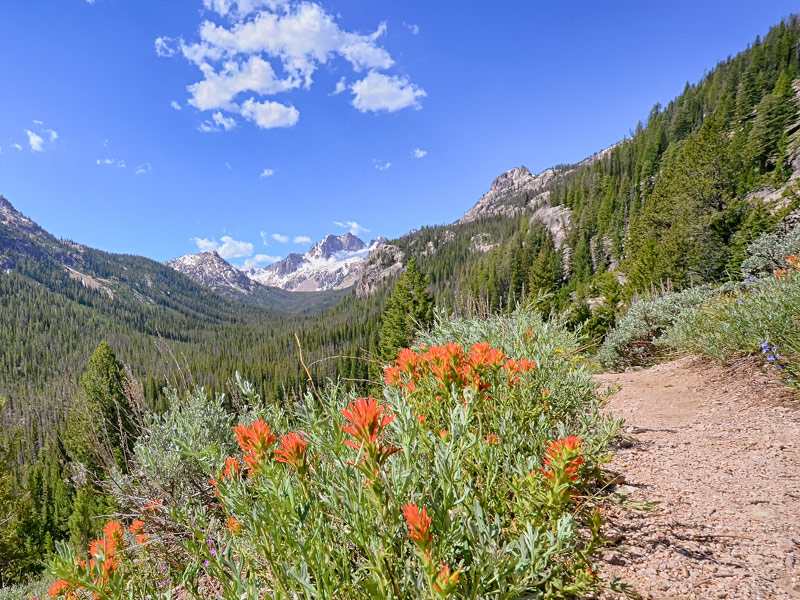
xmin=308 ymin=233 xmax=367 ymax=260
xmin=166 ymin=250 xmax=254 ymax=295
xmin=490 ymin=166 xmax=532 ymax=193
xmin=0 ymin=195 xmax=37 ymax=229
xmin=458 ymin=166 xmax=555 ymax=225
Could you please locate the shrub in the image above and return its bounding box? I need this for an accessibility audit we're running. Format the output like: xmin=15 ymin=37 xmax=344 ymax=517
xmin=740 ymin=224 xmax=800 ymax=277
xmin=662 ymin=263 xmax=800 ymax=385
xmin=48 ymin=308 xmax=620 ymax=599
xmin=596 ymin=283 xmax=742 ymax=371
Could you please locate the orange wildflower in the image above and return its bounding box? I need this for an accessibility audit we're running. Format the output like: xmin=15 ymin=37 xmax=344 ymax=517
xmin=403 ymin=503 xmax=433 ymax=552
xmin=227 ymin=516 xmax=242 ymax=534
xmin=48 ymin=580 xmax=75 ymax=599
xmin=484 ymin=434 xmax=499 ymax=445
xmin=540 ymin=436 xmax=584 ymax=482
xmin=234 ymin=420 xmax=277 ymax=471
xmin=433 ymin=562 xmax=459 ymax=594
xmin=341 ymin=397 xmax=394 ymax=449
xmin=135 ymin=533 xmax=148 ymax=544
xmin=275 ymin=431 xmax=312 ymax=477
xmin=129 ymin=519 xmax=145 ymax=534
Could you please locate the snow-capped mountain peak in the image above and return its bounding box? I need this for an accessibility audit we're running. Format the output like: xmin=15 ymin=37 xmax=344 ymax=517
xmin=248 ymin=234 xmax=383 ymax=292
xmin=166 ymin=250 xmax=255 ymax=295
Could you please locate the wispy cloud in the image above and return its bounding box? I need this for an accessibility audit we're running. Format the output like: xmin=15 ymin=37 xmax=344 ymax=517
xmin=259 ymin=168 xmax=275 ymax=179
xmin=170 ymin=100 xmax=182 ymax=111
xmin=260 ymin=230 xmax=269 ymax=245
xmin=135 ymin=163 xmax=152 ymax=175
xmin=372 ymin=158 xmax=391 ymax=171
xmin=96 ymin=157 xmax=126 ymax=168
xmin=271 ymin=233 xmax=289 ymax=243
xmin=155 ymin=36 xmax=177 ymax=58
xmin=293 ymin=235 xmax=311 ymax=243
xmin=412 ymin=148 xmax=427 ymax=159
xmin=404 ymin=22 xmax=420 ymax=35
xmin=11 ymin=143 xmax=22 ymax=151
xmin=24 ymin=130 xmax=44 ymax=152
xmin=334 ymin=220 xmax=370 ymax=236
xmin=331 ymin=76 xmax=347 ymax=96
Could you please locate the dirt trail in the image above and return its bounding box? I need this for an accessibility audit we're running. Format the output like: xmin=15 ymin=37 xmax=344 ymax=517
xmin=595 ymin=356 xmax=800 ymax=600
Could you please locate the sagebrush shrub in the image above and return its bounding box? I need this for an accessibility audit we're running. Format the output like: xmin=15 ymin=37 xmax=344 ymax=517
xmin=48 ymin=308 xmax=619 ymax=600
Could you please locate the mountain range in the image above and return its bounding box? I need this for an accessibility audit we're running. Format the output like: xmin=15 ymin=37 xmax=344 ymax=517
xmin=166 ymin=232 xmax=386 ymax=296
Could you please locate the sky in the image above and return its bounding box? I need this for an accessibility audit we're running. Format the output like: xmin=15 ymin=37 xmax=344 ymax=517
xmin=0 ymin=0 xmax=797 ymax=268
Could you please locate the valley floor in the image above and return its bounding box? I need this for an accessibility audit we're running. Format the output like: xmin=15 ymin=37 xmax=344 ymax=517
xmin=595 ymin=357 xmax=800 ymax=600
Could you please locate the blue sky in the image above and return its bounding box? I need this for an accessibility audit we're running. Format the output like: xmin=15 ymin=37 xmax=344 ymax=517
xmin=0 ymin=0 xmax=796 ymax=267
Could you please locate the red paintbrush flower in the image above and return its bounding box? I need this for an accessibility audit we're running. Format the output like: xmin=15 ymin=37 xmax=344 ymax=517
xmin=275 ymin=431 xmax=313 ymax=477
xmin=403 ymin=503 xmax=432 ymax=552
xmin=341 ymin=397 xmax=394 ymax=449
xmin=234 ymin=420 xmax=277 ymax=471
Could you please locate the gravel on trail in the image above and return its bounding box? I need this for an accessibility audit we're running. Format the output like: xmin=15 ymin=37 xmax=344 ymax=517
xmin=594 ymin=356 xmax=800 ymax=600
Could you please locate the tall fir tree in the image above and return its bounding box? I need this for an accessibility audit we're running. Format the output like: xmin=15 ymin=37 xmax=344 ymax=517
xmin=378 ymin=259 xmax=434 ymax=362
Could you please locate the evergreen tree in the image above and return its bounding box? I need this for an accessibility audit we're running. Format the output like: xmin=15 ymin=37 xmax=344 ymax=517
xmin=378 ymin=259 xmax=434 ymax=361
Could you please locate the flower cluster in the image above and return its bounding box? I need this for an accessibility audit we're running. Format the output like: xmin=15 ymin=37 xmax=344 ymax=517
xmin=540 ymin=436 xmax=584 ymax=482
xmin=234 ymin=419 xmax=277 ymax=471
xmin=341 ymin=397 xmax=400 ymax=476
xmin=384 ymin=342 xmax=535 ymax=395
xmin=275 ymin=432 xmax=313 ymax=478
xmin=49 ymin=519 xmax=144 ymax=599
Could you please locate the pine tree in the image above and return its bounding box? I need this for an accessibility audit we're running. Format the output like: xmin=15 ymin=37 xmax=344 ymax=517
xmin=378 ymin=259 xmax=434 ymax=362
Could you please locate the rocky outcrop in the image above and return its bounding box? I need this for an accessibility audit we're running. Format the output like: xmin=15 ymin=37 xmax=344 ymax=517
xmin=530 ymin=205 xmax=572 ymax=250
xmin=355 ymin=243 xmax=404 ymax=298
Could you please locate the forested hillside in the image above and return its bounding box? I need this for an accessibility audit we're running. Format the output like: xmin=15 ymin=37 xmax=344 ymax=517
xmin=364 ymin=17 xmax=800 ymax=331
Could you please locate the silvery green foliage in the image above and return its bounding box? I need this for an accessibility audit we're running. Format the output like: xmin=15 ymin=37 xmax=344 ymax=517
xmin=597 ymin=283 xmax=742 ymax=371
xmin=122 ymin=388 xmax=236 ymax=506
xmin=741 ymin=225 xmax=800 ymax=277
xmin=662 ymin=273 xmax=800 ymax=366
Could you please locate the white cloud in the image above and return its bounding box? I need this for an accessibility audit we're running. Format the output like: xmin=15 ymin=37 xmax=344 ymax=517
xmin=135 ymin=163 xmax=152 ymax=175
xmin=372 ymin=159 xmax=391 ymax=171
xmin=240 ymin=98 xmax=299 ymax=129
xmin=166 ymin=1 xmax=422 ymax=129
xmin=46 ymin=129 xmax=58 ymax=142
xmin=225 ymin=161 xmax=232 ymax=170
xmin=259 ymin=167 xmax=275 ymax=178
xmin=213 ymin=111 xmax=237 ymax=130
xmin=187 ymin=55 xmax=296 ymax=111
xmin=293 ymin=235 xmax=311 ymax=243
xmin=218 ymin=235 xmax=254 ymax=258
xmin=192 ymin=235 xmax=254 ymax=258
xmin=155 ymin=36 xmax=177 ymax=57
xmin=86 ymin=0 xmax=95 ymax=4
xmin=334 ymin=220 xmax=370 ymax=236
xmin=33 ymin=120 xmax=44 ymax=125
xmin=192 ymin=237 xmax=219 ymax=252
xmin=404 ymin=23 xmax=419 ymax=35
xmin=331 ymin=76 xmax=347 ymax=95
xmin=24 ymin=130 xmax=44 ymax=152
xmin=271 ymin=233 xmax=289 ymax=243
xmin=412 ymin=148 xmax=427 ymax=159
xmin=96 ymin=158 xmax=126 ymax=168
xmin=260 ymin=230 xmax=269 ymax=245
xmin=170 ymin=100 xmax=182 ymax=111
xmin=242 ymin=253 xmax=281 ymax=269
xmin=11 ymin=143 xmax=22 ymax=151
xmin=351 ymin=71 xmax=426 ymax=113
